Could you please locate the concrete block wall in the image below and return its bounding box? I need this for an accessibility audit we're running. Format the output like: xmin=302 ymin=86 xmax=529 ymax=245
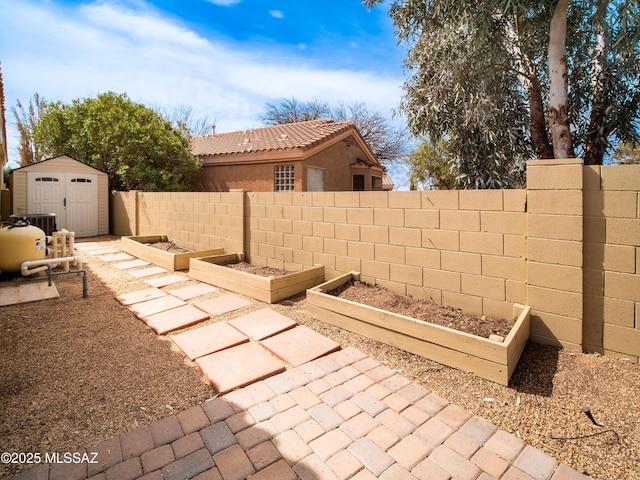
xmin=110 ymin=160 xmax=640 ymax=361
xmin=112 ymin=190 xmax=245 ymax=254
xmin=583 ymin=165 xmax=640 ymax=361
xmin=526 ymin=159 xmax=584 ymax=350
xmin=111 ymin=191 xmax=138 ymax=236
xmin=245 ymin=189 xmax=528 ymax=321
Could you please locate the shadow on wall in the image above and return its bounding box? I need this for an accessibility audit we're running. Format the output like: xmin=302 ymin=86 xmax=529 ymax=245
xmin=509 ymin=342 xmax=560 ymax=398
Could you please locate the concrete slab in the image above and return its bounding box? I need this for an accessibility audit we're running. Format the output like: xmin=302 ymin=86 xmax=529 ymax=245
xmin=229 ymin=308 xmax=297 ymax=340
xmin=86 ymin=248 xmax=120 ymax=255
xmin=261 ymin=326 xmax=341 ymax=367
xmin=74 ymin=242 xmax=105 ymax=251
xmin=142 ymin=305 xmax=210 ymax=335
xmin=171 ymin=322 xmax=249 ymax=360
xmin=116 ymin=288 xmax=167 ymax=306
xmin=129 ymin=266 xmax=168 ymax=278
xmin=0 ymin=282 xmax=59 ymax=306
xmin=98 ymin=253 xmax=135 ymax=262
xmin=196 ymin=342 xmax=285 ymax=394
xmin=144 ymin=274 xmax=188 ymax=288
xmin=129 ymin=295 xmax=186 ymax=318
xmin=194 ymin=294 xmax=251 ymax=317
xmin=113 ymin=259 xmax=150 ymax=270
xmin=167 ymin=283 xmax=218 ymax=301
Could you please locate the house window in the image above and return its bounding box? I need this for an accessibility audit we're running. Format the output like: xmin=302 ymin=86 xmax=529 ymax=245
xmin=307 ymin=167 xmax=326 ymax=192
xmin=353 ymin=174 xmax=365 ymax=191
xmin=275 ymin=165 xmax=295 ymax=191
xmin=372 ymin=176 xmax=382 ymax=191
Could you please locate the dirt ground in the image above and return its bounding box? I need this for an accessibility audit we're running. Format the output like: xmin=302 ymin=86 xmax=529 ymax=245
xmin=1 ymin=236 xmax=639 ymax=479
xmin=330 ymin=279 xmax=515 ymax=339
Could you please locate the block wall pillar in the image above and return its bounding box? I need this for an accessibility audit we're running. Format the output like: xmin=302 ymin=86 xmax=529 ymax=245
xmin=526 ymin=159 xmax=584 ymax=350
xmin=226 ymin=189 xmax=246 ymax=255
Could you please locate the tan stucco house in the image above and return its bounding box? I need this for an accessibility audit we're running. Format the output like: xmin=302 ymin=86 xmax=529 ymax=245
xmin=191 ymin=119 xmax=393 ymax=192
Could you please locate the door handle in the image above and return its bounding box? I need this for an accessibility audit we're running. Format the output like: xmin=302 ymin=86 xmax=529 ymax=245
xmin=64 ymin=198 xmax=66 ymax=207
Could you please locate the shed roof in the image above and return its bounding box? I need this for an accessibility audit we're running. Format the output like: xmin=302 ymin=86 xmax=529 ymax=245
xmin=11 ymin=155 xmax=107 ymax=174
xmin=191 ymin=119 xmax=362 ymax=158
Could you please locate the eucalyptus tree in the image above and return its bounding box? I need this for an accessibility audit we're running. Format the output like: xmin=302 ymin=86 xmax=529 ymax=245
xmin=33 ymin=92 xmax=201 ymax=191
xmin=364 ymin=0 xmax=639 ymax=187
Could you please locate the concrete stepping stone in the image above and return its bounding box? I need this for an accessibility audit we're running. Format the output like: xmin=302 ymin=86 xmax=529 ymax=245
xmin=228 ymin=308 xmax=297 ymax=340
xmin=167 ymin=283 xmax=218 ymax=301
xmin=144 ymin=274 xmax=188 ymax=288
xmin=98 ymin=252 xmax=134 ymax=262
xmin=129 ymin=295 xmax=186 ymax=318
xmin=114 ymin=259 xmax=150 ymax=270
xmin=0 ymin=282 xmax=59 ymax=306
xmin=194 ymin=294 xmax=251 ymax=317
xmin=142 ymin=305 xmax=210 ymax=335
xmin=172 ymin=322 xmax=249 ymax=360
xmin=87 ymin=248 xmax=120 ymax=255
xmin=74 ymin=242 xmax=104 ymax=251
xmin=129 ymin=266 xmax=168 ymax=278
xmin=196 ymin=342 xmax=285 ymax=394
xmin=116 ymin=287 xmax=167 ymax=306
xmin=261 ymin=325 xmax=341 ymax=367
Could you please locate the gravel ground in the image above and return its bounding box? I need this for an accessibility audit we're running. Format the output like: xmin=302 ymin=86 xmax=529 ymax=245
xmin=1 ymin=236 xmax=638 ymax=479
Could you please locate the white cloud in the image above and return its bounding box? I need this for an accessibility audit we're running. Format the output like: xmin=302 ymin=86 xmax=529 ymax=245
xmin=269 ymin=10 xmax=284 ymax=19
xmin=205 ymin=0 xmax=242 ymax=6
xmin=1 ymin=0 xmax=404 ymax=166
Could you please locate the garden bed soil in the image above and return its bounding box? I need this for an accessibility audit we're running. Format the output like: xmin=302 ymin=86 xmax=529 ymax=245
xmin=330 ymin=280 xmax=515 ymax=339
xmin=146 ymin=241 xmax=192 ymax=253
xmin=189 ymin=255 xmax=324 ymax=303
xmin=225 ymin=261 xmax=291 ymax=278
xmin=120 ymin=235 xmax=224 ymax=271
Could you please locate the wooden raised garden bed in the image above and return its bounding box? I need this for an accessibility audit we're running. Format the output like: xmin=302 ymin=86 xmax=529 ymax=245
xmin=306 ymin=272 xmax=531 ymax=385
xmin=189 ymin=253 xmax=325 ymax=303
xmin=121 ymin=235 xmax=225 ymax=271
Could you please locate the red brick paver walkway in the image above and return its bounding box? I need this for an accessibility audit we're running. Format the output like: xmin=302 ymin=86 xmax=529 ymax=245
xmin=9 ymin=240 xmax=590 ymax=480
xmin=11 ymin=346 xmax=588 ymax=480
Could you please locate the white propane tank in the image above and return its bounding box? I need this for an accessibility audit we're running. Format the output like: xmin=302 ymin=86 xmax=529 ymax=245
xmin=0 ymin=220 xmax=47 ymax=273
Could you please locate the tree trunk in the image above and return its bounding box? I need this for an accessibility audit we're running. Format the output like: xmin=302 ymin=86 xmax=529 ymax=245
xmin=507 ymin=13 xmax=554 ymax=160
xmin=548 ymin=0 xmax=575 ymax=159
xmin=584 ymin=1 xmax=609 ymax=166
xmin=528 ymin=74 xmax=555 ymax=159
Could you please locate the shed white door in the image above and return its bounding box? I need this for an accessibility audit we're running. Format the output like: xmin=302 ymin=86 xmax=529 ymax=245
xmin=28 ymin=172 xmax=98 ymax=237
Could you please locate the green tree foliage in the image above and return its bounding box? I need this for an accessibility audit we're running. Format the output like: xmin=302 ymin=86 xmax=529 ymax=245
xmin=611 ymin=142 xmax=640 ymax=164
xmin=261 ymin=98 xmax=408 ymax=166
xmin=33 ymin=92 xmax=201 ymax=191
xmin=407 ymin=140 xmax=458 ymax=190
xmin=363 ymin=0 xmax=640 ymax=187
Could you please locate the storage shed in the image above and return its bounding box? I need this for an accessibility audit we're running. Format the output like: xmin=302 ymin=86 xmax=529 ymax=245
xmin=11 ymin=155 xmax=109 ymax=237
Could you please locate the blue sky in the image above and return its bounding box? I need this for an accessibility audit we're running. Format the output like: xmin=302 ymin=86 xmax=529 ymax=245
xmin=1 ymin=0 xmax=408 ymax=171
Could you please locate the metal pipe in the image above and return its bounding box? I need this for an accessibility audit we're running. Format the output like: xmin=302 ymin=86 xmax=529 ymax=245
xmin=21 ymin=256 xmax=83 ymax=277
xmin=47 ymin=267 xmax=89 ymax=298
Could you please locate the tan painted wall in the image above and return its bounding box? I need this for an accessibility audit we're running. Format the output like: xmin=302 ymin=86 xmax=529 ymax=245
xmin=196 ymin=141 xmax=381 ymax=192
xmin=583 ymin=164 xmax=640 ymax=361
xmin=111 ymin=160 xmax=640 ymax=362
xmin=113 ymin=190 xmax=245 ymax=254
xmin=11 ymin=156 xmax=109 ymax=235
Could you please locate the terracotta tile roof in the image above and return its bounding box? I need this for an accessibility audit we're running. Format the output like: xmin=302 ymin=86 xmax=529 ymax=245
xmin=191 ymin=119 xmax=355 ymax=157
